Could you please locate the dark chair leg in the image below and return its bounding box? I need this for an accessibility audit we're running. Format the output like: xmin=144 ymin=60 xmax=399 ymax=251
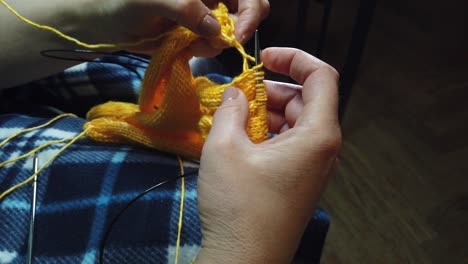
xmin=339 ymin=0 xmax=377 ymax=120
xmin=316 ymin=0 xmax=333 ymax=59
xmin=296 ymin=0 xmax=333 ymax=57
xmin=295 ymin=0 xmax=311 ymax=50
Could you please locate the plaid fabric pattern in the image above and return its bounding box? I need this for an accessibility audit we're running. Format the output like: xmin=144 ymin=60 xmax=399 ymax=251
xmin=0 ymin=55 xmax=329 ymax=264
xmin=0 ymin=55 xmax=144 ymax=117
xmin=0 ymin=114 xmax=201 ymax=264
xmin=0 ymin=55 xmax=232 ymax=118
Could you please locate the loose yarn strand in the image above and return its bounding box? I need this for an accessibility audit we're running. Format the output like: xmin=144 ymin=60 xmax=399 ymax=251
xmin=0 ymin=0 xmax=167 ymax=49
xmin=175 ymin=156 xmax=186 ymax=264
xmin=0 ymin=137 xmax=73 ymax=168
xmin=0 ymin=128 xmax=89 ymax=201
xmin=0 ymin=113 xmax=75 ymax=148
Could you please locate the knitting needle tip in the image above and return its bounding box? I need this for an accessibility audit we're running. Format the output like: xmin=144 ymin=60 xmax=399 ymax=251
xmin=254 ymin=30 xmax=261 ymax=65
xmin=27 ymin=153 xmax=39 ymax=264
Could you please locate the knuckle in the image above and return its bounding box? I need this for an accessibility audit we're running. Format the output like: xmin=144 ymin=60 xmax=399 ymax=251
xmin=207 ymin=136 xmax=232 ymax=151
xmin=175 ymin=0 xmax=193 ymax=12
xmin=174 ymin=0 xmax=205 ymax=23
xmin=204 ymin=133 xmax=244 ymax=160
xmin=316 ymin=128 xmax=342 ymax=157
xmin=205 ymin=135 xmax=230 ymax=152
xmin=261 ymin=0 xmax=271 ymax=18
xmin=321 ymin=63 xmax=340 ymax=82
xmin=216 ymin=102 xmax=243 ymax=116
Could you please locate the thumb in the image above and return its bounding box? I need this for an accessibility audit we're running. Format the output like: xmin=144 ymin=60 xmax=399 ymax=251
xmin=207 ymin=87 xmax=250 ymax=141
xmin=168 ymin=0 xmax=221 ymax=37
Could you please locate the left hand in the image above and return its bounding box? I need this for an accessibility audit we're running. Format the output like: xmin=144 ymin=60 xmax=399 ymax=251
xmin=61 ymin=0 xmax=268 ymax=57
xmin=190 ymin=0 xmax=270 ymax=57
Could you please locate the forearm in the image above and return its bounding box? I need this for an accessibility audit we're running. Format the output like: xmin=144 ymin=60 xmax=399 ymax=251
xmin=194 ymin=202 xmax=311 ymax=264
xmin=195 ymin=230 xmax=303 ymax=264
xmin=0 ymin=0 xmax=87 ymax=89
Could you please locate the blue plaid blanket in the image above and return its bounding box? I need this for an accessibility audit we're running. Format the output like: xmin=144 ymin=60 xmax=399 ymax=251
xmin=0 ymin=55 xmax=329 ymax=264
xmin=1 ymin=114 xmax=201 ymax=264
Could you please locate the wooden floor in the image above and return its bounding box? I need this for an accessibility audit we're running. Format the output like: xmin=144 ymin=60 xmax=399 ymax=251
xmin=262 ymin=0 xmax=468 ymax=263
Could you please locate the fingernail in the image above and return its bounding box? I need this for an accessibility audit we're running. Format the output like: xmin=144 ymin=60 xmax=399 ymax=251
xmin=198 ymin=12 xmax=221 ymax=37
xmin=222 ymin=87 xmax=239 ymax=103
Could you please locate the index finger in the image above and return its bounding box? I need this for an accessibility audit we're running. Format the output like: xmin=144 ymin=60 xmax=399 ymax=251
xmin=261 ymin=47 xmax=340 ymax=127
xmin=169 ymin=0 xmax=221 ymax=37
xmin=235 ymin=0 xmax=270 ymax=43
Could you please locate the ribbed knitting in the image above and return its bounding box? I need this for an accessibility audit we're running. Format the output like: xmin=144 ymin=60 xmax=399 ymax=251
xmin=84 ymin=3 xmax=267 ymax=158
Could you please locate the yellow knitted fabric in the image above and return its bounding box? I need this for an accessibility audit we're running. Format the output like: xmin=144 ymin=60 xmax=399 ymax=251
xmin=84 ymin=3 xmax=267 ymax=158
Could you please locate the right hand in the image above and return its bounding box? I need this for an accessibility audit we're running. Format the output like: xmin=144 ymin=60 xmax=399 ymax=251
xmin=196 ymin=47 xmax=341 ymax=263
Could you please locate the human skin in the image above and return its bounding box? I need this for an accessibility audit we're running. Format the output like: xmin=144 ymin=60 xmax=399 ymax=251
xmin=196 ymin=47 xmax=341 ymax=263
xmin=0 ymin=0 xmax=269 ymax=89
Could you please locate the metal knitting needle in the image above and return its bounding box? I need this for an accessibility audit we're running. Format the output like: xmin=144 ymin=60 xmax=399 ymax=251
xmin=254 ymin=29 xmax=263 ymax=91
xmin=254 ymin=30 xmax=260 ymax=66
xmin=27 ymin=153 xmax=39 ymax=264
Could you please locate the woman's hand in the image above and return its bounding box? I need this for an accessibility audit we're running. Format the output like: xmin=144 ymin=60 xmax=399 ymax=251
xmin=69 ymin=0 xmax=269 ymax=56
xmin=196 ymin=47 xmax=341 ymax=263
xmin=0 ymin=0 xmax=268 ymax=87
xmin=190 ymin=0 xmax=270 ymax=56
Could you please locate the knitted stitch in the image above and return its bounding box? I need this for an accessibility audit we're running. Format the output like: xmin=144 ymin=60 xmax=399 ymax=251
xmin=84 ymin=3 xmax=267 ymax=158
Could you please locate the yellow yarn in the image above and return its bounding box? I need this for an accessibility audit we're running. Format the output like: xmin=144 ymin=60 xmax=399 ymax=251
xmin=0 ymin=0 xmax=168 ymax=49
xmin=0 ymin=113 xmax=76 ymax=148
xmin=84 ymin=3 xmax=268 ymax=158
xmin=0 ymin=128 xmax=89 ymax=201
xmin=175 ymin=156 xmax=186 ymax=264
xmin=1 ymin=0 xmax=268 ymax=159
xmin=0 ymin=114 xmax=89 ymax=201
xmin=0 ymin=137 xmax=73 ymax=168
xmin=1 ymin=1 xmax=268 ymax=158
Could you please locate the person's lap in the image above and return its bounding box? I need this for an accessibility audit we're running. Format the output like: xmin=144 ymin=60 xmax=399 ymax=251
xmin=0 ymin=56 xmax=202 ymax=263
xmin=0 ymin=113 xmax=201 ymax=263
xmin=0 ymin=55 xmax=329 ymax=263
